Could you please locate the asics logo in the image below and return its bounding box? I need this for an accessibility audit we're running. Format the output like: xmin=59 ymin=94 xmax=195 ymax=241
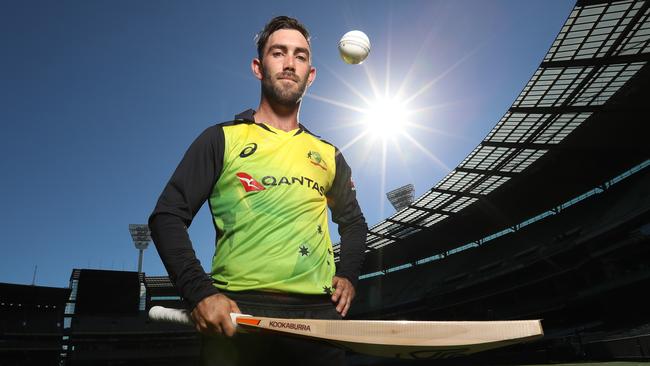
xmin=240 ymin=143 xmax=257 ymax=158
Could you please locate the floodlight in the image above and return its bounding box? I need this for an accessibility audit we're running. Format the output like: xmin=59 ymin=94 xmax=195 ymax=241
xmin=129 ymin=224 xmax=151 ymax=273
xmin=387 ymin=184 xmax=415 ymax=212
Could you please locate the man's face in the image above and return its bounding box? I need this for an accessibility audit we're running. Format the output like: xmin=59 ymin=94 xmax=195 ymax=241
xmin=255 ymin=29 xmax=316 ymax=107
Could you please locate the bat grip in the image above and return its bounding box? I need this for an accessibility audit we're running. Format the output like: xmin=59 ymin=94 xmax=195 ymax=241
xmin=148 ymin=306 xmax=251 ymax=327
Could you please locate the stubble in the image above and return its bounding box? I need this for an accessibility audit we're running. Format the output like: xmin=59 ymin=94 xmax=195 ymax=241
xmin=261 ymin=66 xmax=310 ymax=107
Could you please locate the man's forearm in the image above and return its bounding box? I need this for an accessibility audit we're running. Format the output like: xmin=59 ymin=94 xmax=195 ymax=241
xmin=149 ymin=213 xmax=219 ymax=309
xmin=335 ymin=216 xmax=368 ymax=289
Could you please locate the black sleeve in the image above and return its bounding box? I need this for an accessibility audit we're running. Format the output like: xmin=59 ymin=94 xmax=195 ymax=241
xmin=326 ymin=148 xmax=368 ymax=289
xmin=148 ymin=125 xmax=224 ymax=309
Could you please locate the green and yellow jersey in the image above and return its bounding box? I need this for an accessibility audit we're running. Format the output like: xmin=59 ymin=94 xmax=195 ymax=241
xmin=149 ymin=109 xmax=367 ymax=308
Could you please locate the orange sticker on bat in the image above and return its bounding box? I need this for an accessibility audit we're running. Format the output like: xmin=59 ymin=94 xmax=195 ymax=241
xmin=237 ymin=317 xmax=261 ymax=326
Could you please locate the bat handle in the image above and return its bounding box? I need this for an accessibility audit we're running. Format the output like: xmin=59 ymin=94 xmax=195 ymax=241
xmin=148 ymin=306 xmax=251 ymax=327
xmin=231 ymin=312 xmax=253 ymax=324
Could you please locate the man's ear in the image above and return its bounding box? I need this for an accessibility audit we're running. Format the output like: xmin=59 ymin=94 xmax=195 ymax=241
xmin=307 ymin=66 xmax=316 ymax=86
xmin=251 ymin=58 xmax=263 ymax=81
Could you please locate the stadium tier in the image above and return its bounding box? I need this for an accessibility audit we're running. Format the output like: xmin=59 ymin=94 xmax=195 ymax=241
xmin=0 ymin=283 xmax=70 ymax=365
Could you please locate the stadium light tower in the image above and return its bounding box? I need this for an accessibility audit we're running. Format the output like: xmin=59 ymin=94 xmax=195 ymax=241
xmin=386 ymin=184 xmax=415 ymax=212
xmin=129 ymin=224 xmax=151 ymax=274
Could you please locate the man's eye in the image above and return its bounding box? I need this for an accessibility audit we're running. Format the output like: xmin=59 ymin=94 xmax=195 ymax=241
xmin=272 ymin=51 xmax=283 ymax=57
xmin=296 ymin=55 xmax=307 ymax=61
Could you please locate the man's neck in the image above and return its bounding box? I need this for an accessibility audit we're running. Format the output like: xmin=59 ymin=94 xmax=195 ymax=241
xmin=254 ymin=99 xmax=301 ymax=132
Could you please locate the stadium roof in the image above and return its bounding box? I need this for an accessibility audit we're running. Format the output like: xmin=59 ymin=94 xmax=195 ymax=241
xmin=334 ymin=0 xmax=650 ymax=272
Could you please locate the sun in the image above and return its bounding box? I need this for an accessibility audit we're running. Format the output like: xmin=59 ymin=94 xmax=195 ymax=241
xmin=361 ymin=98 xmax=409 ymax=140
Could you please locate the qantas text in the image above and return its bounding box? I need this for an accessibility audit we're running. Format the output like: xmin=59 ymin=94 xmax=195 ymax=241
xmin=261 ymin=175 xmax=326 ymax=196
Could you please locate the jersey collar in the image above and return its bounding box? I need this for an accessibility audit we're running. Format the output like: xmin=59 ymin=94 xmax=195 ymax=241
xmin=234 ymin=108 xmax=315 ymax=137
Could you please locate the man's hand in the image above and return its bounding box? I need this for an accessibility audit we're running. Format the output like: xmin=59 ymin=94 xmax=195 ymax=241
xmin=331 ymin=276 xmax=355 ymax=317
xmin=191 ymin=293 xmax=241 ymax=337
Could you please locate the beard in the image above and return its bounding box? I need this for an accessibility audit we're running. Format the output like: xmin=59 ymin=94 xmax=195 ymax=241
xmin=261 ymin=66 xmax=310 ymax=107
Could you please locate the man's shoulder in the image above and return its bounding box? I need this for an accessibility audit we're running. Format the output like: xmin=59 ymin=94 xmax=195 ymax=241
xmin=200 ymin=112 xmax=255 ymax=136
xmin=209 ymin=108 xmax=257 ymax=130
xmin=211 ymin=119 xmax=253 ymax=129
xmin=191 ymin=120 xmax=251 ymax=147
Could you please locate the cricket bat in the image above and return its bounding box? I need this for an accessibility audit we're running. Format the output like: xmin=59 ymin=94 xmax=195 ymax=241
xmin=148 ymin=306 xmax=543 ymax=359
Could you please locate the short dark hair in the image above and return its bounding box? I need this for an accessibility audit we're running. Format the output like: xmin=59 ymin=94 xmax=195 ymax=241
xmin=256 ymin=16 xmax=310 ymax=60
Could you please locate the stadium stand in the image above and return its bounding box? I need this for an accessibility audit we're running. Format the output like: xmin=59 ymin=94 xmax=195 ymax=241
xmin=60 ymin=269 xmax=198 ymax=366
xmin=0 ymin=283 xmax=69 ymax=366
xmin=350 ymin=162 xmax=650 ymax=363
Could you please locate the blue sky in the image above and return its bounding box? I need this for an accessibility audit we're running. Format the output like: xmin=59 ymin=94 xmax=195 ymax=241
xmin=0 ymin=0 xmax=575 ymax=288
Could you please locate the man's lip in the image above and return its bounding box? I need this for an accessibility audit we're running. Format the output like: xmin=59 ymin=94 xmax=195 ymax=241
xmin=278 ymin=76 xmax=298 ymax=82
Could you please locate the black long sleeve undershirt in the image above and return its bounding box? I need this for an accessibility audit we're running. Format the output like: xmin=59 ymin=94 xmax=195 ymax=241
xmin=328 ymin=149 xmax=368 ymax=289
xmin=148 ymin=126 xmax=224 ymax=309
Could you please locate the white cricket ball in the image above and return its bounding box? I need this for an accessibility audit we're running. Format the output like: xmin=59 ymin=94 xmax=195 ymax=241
xmin=338 ymin=30 xmax=370 ymax=64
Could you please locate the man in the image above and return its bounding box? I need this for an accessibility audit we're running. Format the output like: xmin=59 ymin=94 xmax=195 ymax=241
xmin=148 ymin=16 xmax=368 ymax=365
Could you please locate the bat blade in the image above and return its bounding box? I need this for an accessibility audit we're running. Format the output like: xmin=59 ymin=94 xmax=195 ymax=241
xmin=148 ymin=306 xmax=543 ymax=359
xmin=234 ymin=317 xmax=543 ymax=359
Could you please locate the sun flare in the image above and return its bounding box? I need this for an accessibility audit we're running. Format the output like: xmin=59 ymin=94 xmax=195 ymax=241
xmin=361 ymin=98 xmax=409 ymax=140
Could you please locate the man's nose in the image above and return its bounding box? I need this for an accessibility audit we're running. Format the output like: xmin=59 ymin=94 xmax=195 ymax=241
xmin=283 ymin=55 xmax=295 ymax=71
